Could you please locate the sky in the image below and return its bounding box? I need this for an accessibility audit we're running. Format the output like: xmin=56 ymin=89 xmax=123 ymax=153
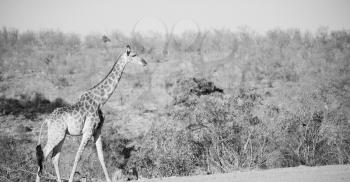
xmin=0 ymin=0 xmax=349 ymax=36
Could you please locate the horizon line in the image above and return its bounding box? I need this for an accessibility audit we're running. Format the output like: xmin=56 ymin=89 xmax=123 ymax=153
xmin=1 ymin=25 xmax=349 ymax=38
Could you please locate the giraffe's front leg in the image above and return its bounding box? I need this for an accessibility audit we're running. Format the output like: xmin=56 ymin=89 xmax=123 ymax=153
xmin=94 ymin=108 xmax=112 ymax=182
xmin=68 ymin=130 xmax=92 ymax=182
xmin=94 ymin=130 xmax=112 ymax=182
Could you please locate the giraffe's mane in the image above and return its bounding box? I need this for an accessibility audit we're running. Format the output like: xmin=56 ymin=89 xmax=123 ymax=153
xmin=88 ymin=51 xmax=124 ymax=90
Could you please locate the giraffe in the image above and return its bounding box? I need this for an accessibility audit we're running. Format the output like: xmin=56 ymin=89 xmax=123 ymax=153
xmin=35 ymin=45 xmax=147 ymax=182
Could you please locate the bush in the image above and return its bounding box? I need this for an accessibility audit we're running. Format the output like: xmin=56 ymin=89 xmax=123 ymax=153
xmin=19 ymin=31 xmax=38 ymax=46
xmin=84 ymin=33 xmax=104 ymax=49
xmin=127 ymin=120 xmax=202 ymax=178
xmin=127 ymin=76 xmax=350 ymax=177
xmin=0 ymin=92 xmax=69 ymax=120
xmin=127 ymin=78 xmax=265 ymax=176
xmin=0 ymin=27 xmax=19 ymax=48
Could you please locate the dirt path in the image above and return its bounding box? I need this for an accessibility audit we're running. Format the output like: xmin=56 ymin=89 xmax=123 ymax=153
xmin=138 ymin=165 xmax=350 ymax=182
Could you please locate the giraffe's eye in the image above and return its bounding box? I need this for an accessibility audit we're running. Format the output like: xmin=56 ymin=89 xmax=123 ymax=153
xmin=131 ymin=54 xmax=136 ymax=57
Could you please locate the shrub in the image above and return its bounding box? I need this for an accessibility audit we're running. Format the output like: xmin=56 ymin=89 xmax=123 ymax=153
xmin=38 ymin=30 xmax=65 ymax=49
xmin=0 ymin=92 xmax=69 ymax=119
xmin=127 ymin=120 xmax=201 ymax=178
xmin=127 ymin=78 xmax=266 ymax=176
xmin=0 ymin=27 xmax=19 ymax=48
xmin=84 ymin=33 xmax=104 ymax=49
xmin=19 ymin=31 xmax=38 ymax=46
xmin=127 ymin=75 xmax=350 ymax=177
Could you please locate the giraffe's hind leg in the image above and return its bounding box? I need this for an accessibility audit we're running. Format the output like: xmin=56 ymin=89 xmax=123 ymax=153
xmin=36 ymin=120 xmax=66 ymax=182
xmin=44 ymin=121 xmax=66 ymax=158
xmin=52 ymin=136 xmax=65 ymax=182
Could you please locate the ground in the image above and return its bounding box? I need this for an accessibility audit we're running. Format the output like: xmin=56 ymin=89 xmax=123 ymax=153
xmin=137 ymin=165 xmax=350 ymax=182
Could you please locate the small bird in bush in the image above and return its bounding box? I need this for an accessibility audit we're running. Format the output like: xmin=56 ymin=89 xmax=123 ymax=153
xmin=102 ymin=35 xmax=111 ymax=43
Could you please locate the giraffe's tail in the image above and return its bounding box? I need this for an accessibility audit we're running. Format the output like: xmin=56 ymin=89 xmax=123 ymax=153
xmin=36 ymin=145 xmax=44 ymax=175
xmin=36 ymin=119 xmax=46 ymax=176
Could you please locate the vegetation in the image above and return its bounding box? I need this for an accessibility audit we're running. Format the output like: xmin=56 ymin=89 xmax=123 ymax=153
xmin=0 ymin=27 xmax=349 ymax=181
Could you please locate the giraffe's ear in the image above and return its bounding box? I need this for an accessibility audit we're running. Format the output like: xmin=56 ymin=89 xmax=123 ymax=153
xmin=126 ymin=45 xmax=131 ymax=56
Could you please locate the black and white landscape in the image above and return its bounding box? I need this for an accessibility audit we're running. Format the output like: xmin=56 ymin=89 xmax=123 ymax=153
xmin=0 ymin=0 xmax=349 ymax=181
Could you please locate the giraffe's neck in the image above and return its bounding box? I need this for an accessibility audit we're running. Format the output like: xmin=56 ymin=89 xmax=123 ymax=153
xmin=89 ymin=57 xmax=128 ymax=105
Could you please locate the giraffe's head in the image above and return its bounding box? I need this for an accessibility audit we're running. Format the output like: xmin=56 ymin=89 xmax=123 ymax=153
xmin=123 ymin=45 xmax=147 ymax=66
